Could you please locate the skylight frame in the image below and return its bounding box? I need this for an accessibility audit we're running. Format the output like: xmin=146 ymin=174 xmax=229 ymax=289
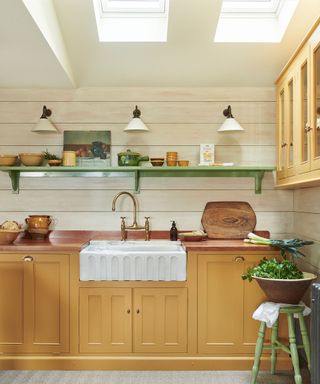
xmin=214 ymin=0 xmax=300 ymax=43
xmin=93 ymin=0 xmax=169 ymax=42
xmin=100 ymin=0 xmax=166 ymax=14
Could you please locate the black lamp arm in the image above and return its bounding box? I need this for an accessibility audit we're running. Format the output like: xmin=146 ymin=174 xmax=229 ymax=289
xmin=40 ymin=105 xmax=52 ymax=119
xmin=223 ymin=105 xmax=234 ymax=118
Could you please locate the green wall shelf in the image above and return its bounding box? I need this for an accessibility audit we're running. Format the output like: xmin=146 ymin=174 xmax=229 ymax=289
xmin=0 ymin=165 xmax=275 ymax=194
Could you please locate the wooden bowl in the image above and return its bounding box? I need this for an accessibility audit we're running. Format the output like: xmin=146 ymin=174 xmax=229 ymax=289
xmin=0 ymin=155 xmax=18 ymax=166
xmin=178 ymin=160 xmax=189 ymax=166
xmin=0 ymin=229 xmax=22 ymax=244
xmin=19 ymin=153 xmax=44 ymax=166
xmin=166 ymin=160 xmax=177 ymax=166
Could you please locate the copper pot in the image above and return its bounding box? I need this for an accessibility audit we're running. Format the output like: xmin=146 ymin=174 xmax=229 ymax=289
xmin=25 ymin=215 xmax=52 ymax=230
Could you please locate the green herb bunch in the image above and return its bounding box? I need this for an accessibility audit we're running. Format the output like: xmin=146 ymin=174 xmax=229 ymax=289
xmin=43 ymin=150 xmax=60 ymax=160
xmin=242 ymin=257 xmax=303 ymax=282
xmin=242 ymin=232 xmax=314 ymax=281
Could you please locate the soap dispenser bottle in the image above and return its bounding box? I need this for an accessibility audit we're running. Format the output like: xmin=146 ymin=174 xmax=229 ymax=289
xmin=170 ymin=220 xmax=178 ymax=241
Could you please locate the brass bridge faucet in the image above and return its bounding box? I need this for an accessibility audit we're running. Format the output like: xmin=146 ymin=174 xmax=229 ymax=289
xmin=111 ymin=191 xmax=150 ymax=241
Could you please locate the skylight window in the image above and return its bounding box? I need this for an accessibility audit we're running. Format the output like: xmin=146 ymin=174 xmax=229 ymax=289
xmin=93 ymin=0 xmax=169 ymax=42
xmin=214 ymin=0 xmax=299 ymax=42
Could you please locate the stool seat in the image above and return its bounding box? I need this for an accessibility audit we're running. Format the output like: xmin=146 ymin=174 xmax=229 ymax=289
xmin=251 ymin=305 xmax=310 ymax=384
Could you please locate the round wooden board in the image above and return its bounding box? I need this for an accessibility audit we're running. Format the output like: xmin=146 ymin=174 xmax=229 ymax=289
xmin=201 ymin=201 xmax=256 ymax=239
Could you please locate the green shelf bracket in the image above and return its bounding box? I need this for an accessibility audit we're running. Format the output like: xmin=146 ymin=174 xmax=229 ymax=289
xmin=0 ymin=166 xmax=274 ymax=194
xmin=8 ymin=170 xmax=20 ymax=193
xmin=133 ymin=170 xmax=140 ymax=193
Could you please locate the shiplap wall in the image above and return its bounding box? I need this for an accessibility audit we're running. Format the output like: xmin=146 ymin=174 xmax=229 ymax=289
xmin=294 ymin=187 xmax=320 ymax=273
xmin=0 ymin=87 xmax=293 ymax=236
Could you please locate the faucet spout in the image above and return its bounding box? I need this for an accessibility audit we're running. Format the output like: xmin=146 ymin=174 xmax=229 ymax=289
xmin=111 ymin=191 xmax=140 ymax=228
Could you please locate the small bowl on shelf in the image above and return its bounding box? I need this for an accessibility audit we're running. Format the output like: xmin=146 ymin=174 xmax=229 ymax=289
xmin=178 ymin=160 xmax=189 ymax=167
xmin=47 ymin=159 xmax=62 ymax=167
xmin=150 ymin=158 xmax=165 ymax=167
xmin=166 ymin=160 xmax=177 ymax=166
xmin=19 ymin=153 xmax=44 ymax=166
xmin=0 ymin=155 xmax=18 ymax=166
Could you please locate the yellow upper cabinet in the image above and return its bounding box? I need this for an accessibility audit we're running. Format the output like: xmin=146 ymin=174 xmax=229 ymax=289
xmin=276 ymin=19 xmax=320 ymax=188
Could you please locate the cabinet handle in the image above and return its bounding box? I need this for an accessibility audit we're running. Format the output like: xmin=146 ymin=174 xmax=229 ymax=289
xmin=127 ymin=309 xmax=131 ymax=314
xmin=304 ymin=124 xmax=312 ymax=132
xmin=23 ymin=255 xmax=33 ymax=262
xmin=281 ymin=142 xmax=287 ymax=148
xmin=136 ymin=309 xmax=140 ymax=314
xmin=235 ymin=256 xmax=245 ymax=262
xmin=290 ymin=142 xmax=293 ymax=147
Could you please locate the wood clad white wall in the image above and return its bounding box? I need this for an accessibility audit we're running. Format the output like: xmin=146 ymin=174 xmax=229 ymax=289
xmin=294 ymin=187 xmax=320 ymax=272
xmin=0 ymin=87 xmax=293 ymax=236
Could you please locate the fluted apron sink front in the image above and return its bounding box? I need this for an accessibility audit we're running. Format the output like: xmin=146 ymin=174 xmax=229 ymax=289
xmin=80 ymin=240 xmax=186 ymax=281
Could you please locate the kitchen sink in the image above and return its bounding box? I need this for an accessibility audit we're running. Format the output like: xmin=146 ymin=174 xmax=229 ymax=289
xmin=80 ymin=240 xmax=186 ymax=281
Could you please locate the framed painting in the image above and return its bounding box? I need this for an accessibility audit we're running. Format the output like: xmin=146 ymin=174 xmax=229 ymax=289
xmin=63 ymin=131 xmax=111 ymax=166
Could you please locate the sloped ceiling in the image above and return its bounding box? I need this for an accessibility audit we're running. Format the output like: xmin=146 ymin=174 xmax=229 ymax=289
xmin=1 ymin=0 xmax=320 ymax=88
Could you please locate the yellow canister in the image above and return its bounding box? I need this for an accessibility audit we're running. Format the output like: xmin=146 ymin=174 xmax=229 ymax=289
xmin=63 ymin=151 xmax=76 ymax=166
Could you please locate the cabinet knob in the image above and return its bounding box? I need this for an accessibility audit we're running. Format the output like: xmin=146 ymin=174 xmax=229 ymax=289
xmin=136 ymin=309 xmax=140 ymax=314
xmin=281 ymin=142 xmax=287 ymax=148
xmin=235 ymin=256 xmax=245 ymax=262
xmin=127 ymin=309 xmax=131 ymax=314
xmin=23 ymin=255 xmax=33 ymax=262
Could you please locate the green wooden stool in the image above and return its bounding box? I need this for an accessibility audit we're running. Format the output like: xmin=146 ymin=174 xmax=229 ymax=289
xmin=251 ymin=306 xmax=311 ymax=384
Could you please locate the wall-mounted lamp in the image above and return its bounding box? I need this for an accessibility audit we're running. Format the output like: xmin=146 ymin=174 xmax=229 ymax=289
xmin=32 ymin=105 xmax=58 ymax=133
xmin=217 ymin=105 xmax=244 ymax=132
xmin=124 ymin=105 xmax=149 ymax=132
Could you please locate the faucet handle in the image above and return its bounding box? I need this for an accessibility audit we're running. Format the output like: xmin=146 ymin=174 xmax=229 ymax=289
xmin=144 ymin=217 xmax=150 ymax=241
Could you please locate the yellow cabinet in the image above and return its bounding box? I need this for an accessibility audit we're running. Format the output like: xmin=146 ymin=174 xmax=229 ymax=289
xmin=0 ymin=253 xmax=69 ymax=354
xmin=133 ymin=288 xmax=187 ymax=353
xmin=79 ymin=287 xmax=187 ymax=354
xmin=198 ymin=253 xmax=284 ymax=354
xmin=276 ymin=19 xmax=320 ymax=187
xmin=79 ymin=288 xmax=132 ymax=353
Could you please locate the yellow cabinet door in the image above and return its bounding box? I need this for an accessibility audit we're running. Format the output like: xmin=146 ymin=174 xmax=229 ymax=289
xmin=0 ymin=254 xmax=26 ymax=353
xmin=198 ymin=253 xmax=270 ymax=354
xmin=133 ymin=288 xmax=187 ymax=353
xmin=0 ymin=253 xmax=70 ymax=354
xmin=28 ymin=253 xmax=70 ymax=353
xmin=79 ymin=288 xmax=132 ymax=353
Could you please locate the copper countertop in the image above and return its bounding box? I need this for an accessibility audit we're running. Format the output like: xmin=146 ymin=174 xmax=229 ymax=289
xmin=0 ymin=230 xmax=275 ymax=253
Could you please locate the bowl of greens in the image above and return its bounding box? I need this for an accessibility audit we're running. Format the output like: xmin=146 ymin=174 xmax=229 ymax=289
xmin=242 ymin=233 xmax=317 ymax=304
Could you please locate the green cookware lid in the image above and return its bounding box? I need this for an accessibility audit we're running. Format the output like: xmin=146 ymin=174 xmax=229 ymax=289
xmin=118 ymin=149 xmax=141 ymax=156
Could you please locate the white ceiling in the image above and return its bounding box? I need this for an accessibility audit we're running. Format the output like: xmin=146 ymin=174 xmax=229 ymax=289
xmin=1 ymin=0 xmax=320 ymax=88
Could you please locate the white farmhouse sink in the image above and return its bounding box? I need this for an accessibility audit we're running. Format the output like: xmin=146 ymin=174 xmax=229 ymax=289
xmin=80 ymin=240 xmax=186 ymax=281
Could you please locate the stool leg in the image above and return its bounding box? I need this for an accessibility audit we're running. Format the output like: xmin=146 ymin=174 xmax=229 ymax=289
xmin=297 ymin=312 xmax=311 ymax=370
xmin=271 ymin=319 xmax=279 ymax=374
xmin=251 ymin=321 xmax=266 ymax=384
xmin=287 ymin=313 xmax=302 ymax=384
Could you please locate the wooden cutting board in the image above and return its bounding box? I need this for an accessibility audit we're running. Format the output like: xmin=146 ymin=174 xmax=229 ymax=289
xmin=201 ymin=201 xmax=256 ymax=239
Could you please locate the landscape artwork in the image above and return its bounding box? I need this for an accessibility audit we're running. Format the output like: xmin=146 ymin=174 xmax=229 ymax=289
xmin=63 ymin=131 xmax=111 ymax=166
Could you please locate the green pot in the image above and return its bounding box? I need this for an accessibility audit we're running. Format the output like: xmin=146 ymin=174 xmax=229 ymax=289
xmin=117 ymin=149 xmax=149 ymax=166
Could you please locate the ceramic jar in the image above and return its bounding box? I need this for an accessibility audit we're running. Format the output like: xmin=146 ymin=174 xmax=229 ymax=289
xmin=25 ymin=215 xmax=52 ymax=231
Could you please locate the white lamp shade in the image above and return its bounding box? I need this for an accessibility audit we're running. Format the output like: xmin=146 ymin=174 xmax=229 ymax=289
xmin=32 ymin=118 xmax=58 ymax=133
xmin=124 ymin=117 xmax=149 ymax=132
xmin=217 ymin=118 xmax=244 ymax=132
